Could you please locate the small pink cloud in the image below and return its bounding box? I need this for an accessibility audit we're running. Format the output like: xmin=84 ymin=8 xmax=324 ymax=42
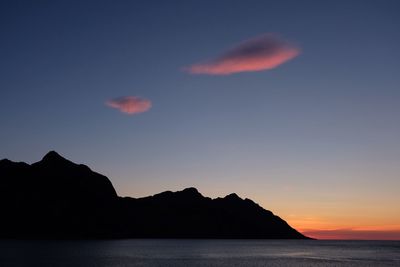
xmin=185 ymin=33 xmax=300 ymax=75
xmin=106 ymin=96 xmax=152 ymax=115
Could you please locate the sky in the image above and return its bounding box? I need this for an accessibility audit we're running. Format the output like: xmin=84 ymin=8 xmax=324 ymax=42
xmin=1 ymin=0 xmax=400 ymax=240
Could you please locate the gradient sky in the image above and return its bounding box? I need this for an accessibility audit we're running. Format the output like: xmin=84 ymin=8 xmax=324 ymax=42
xmin=1 ymin=0 xmax=400 ymax=240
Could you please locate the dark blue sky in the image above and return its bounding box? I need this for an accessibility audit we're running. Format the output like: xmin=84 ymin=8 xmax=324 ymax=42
xmin=1 ymin=0 xmax=399 ymax=237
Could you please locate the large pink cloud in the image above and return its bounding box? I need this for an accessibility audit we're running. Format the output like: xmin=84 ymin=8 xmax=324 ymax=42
xmin=106 ymin=96 xmax=152 ymax=115
xmin=185 ymin=33 xmax=300 ymax=75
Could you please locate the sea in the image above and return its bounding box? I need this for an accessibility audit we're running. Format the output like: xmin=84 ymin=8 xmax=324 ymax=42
xmin=0 ymin=239 xmax=399 ymax=267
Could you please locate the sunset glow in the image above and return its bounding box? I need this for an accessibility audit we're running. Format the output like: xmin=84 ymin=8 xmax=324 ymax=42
xmin=1 ymin=0 xmax=399 ymax=242
xmin=301 ymin=228 xmax=400 ymax=240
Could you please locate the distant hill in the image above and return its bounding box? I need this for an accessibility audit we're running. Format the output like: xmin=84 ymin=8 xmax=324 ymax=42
xmin=0 ymin=151 xmax=309 ymax=239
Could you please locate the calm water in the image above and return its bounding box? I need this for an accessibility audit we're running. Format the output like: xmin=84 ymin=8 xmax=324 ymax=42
xmin=0 ymin=239 xmax=399 ymax=267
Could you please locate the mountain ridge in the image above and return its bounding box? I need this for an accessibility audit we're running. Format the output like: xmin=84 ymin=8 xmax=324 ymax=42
xmin=0 ymin=151 xmax=309 ymax=239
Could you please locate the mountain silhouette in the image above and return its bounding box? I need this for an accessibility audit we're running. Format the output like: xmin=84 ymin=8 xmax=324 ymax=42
xmin=0 ymin=151 xmax=309 ymax=239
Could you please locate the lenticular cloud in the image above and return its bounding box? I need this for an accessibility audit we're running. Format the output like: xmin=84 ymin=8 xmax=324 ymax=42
xmin=106 ymin=96 xmax=152 ymax=115
xmin=185 ymin=33 xmax=300 ymax=75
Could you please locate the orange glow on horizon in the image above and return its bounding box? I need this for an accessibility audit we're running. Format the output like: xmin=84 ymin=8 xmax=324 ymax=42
xmin=300 ymin=228 xmax=400 ymax=240
xmin=290 ymin=219 xmax=400 ymax=240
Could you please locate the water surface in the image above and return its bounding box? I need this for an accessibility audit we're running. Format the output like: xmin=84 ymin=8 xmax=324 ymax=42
xmin=0 ymin=239 xmax=399 ymax=266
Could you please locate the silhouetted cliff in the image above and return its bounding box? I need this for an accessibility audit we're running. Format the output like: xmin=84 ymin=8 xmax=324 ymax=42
xmin=0 ymin=151 xmax=308 ymax=239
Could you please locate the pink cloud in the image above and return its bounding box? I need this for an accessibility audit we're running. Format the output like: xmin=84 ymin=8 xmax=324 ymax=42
xmin=106 ymin=96 xmax=152 ymax=115
xmin=185 ymin=33 xmax=300 ymax=75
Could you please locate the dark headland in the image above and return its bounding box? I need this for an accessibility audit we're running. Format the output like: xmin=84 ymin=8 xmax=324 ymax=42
xmin=0 ymin=151 xmax=309 ymax=239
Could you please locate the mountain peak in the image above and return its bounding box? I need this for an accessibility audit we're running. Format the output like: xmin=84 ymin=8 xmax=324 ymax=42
xmin=182 ymin=187 xmax=199 ymax=194
xmin=0 ymin=158 xmax=12 ymax=164
xmin=41 ymin=151 xmax=68 ymax=162
xmin=225 ymin=193 xmax=241 ymax=200
xmin=180 ymin=187 xmax=203 ymax=197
